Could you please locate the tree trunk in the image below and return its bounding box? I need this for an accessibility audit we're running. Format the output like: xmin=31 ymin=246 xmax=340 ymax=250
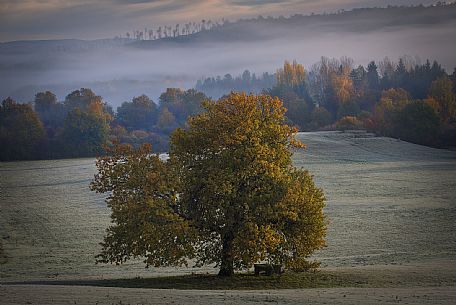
xmin=218 ymin=232 xmax=234 ymax=276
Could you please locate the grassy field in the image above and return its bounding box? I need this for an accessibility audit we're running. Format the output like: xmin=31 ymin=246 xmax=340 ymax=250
xmin=9 ymin=261 xmax=456 ymax=290
xmin=1 ymin=131 xmax=456 ymax=282
xmin=14 ymin=271 xmax=358 ymax=290
xmin=0 ymin=240 xmax=7 ymax=265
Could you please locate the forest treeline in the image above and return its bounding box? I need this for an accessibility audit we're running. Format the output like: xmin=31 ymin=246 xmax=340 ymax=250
xmin=198 ymin=57 xmax=456 ymax=147
xmin=126 ymin=2 xmax=456 ymax=45
xmin=122 ymin=19 xmax=223 ymax=40
xmin=0 ymin=88 xmax=206 ymax=161
xmin=196 ymin=71 xmax=276 ymax=99
xmin=1 ymin=56 xmax=455 ymax=161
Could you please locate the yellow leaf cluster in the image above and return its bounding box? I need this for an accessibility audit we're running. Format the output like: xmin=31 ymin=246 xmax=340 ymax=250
xmin=92 ymin=93 xmax=326 ymax=275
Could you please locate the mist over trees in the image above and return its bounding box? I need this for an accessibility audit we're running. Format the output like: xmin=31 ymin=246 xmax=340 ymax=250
xmin=2 ymin=3 xmax=456 ymax=107
xmin=0 ymin=87 xmax=209 ymax=161
xmin=123 ymin=19 xmax=224 ymax=41
xmin=125 ymin=2 xmax=456 ymax=46
xmin=198 ymin=56 xmax=456 ymax=147
xmin=1 ymin=54 xmax=455 ymax=161
xmin=196 ymin=71 xmax=275 ymax=99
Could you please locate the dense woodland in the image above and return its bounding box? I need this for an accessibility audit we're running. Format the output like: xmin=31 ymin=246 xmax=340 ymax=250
xmin=0 ymin=88 xmax=207 ymax=160
xmin=198 ymin=57 xmax=456 ymax=147
xmin=1 ymin=56 xmax=455 ymax=161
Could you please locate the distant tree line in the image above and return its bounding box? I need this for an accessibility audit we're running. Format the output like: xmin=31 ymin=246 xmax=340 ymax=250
xmin=1 ymin=56 xmax=455 ymax=161
xmin=0 ymin=88 xmax=208 ymax=161
xmin=121 ymin=2 xmax=456 ymax=42
xmin=122 ymin=19 xmax=225 ymax=40
xmin=197 ymin=57 xmax=456 ymax=148
xmin=196 ymin=70 xmax=276 ymax=99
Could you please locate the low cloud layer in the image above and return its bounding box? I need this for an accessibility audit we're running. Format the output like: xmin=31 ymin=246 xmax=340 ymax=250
xmin=1 ymin=2 xmax=454 ymax=108
xmin=2 ymin=11 xmax=455 ymax=106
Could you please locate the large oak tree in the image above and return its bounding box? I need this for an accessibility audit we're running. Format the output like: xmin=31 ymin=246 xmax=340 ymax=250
xmin=91 ymin=93 xmax=326 ymax=276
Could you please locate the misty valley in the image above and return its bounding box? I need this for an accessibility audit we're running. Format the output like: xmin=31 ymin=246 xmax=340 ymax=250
xmin=1 ymin=2 xmax=456 ymax=305
xmin=1 ymin=4 xmax=456 ymax=106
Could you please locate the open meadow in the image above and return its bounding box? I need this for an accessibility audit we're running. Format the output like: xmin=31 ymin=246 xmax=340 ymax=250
xmin=1 ymin=131 xmax=456 ymax=304
xmin=2 ymin=2 xmax=456 ymax=304
xmin=2 ymin=131 xmax=456 ymax=280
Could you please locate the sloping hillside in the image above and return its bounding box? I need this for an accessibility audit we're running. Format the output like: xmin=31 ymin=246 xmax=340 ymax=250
xmin=131 ymin=4 xmax=456 ymax=48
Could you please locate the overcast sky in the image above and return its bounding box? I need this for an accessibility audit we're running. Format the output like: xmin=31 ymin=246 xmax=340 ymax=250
xmin=0 ymin=0 xmax=436 ymax=41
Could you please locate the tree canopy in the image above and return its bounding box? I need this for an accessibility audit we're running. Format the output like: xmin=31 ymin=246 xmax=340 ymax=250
xmin=0 ymin=98 xmax=46 ymax=161
xmin=34 ymin=91 xmax=66 ymax=132
xmin=116 ymin=94 xmax=158 ymax=131
xmin=60 ymin=108 xmax=110 ymax=157
xmin=91 ymin=92 xmax=326 ymax=276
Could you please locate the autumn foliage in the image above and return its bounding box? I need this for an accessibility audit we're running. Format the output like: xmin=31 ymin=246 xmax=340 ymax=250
xmin=91 ymin=93 xmax=326 ymax=276
xmin=2 ymin=56 xmax=455 ymax=161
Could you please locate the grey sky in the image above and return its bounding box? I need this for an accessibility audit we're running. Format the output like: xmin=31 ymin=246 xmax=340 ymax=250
xmin=0 ymin=0 xmax=436 ymax=41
